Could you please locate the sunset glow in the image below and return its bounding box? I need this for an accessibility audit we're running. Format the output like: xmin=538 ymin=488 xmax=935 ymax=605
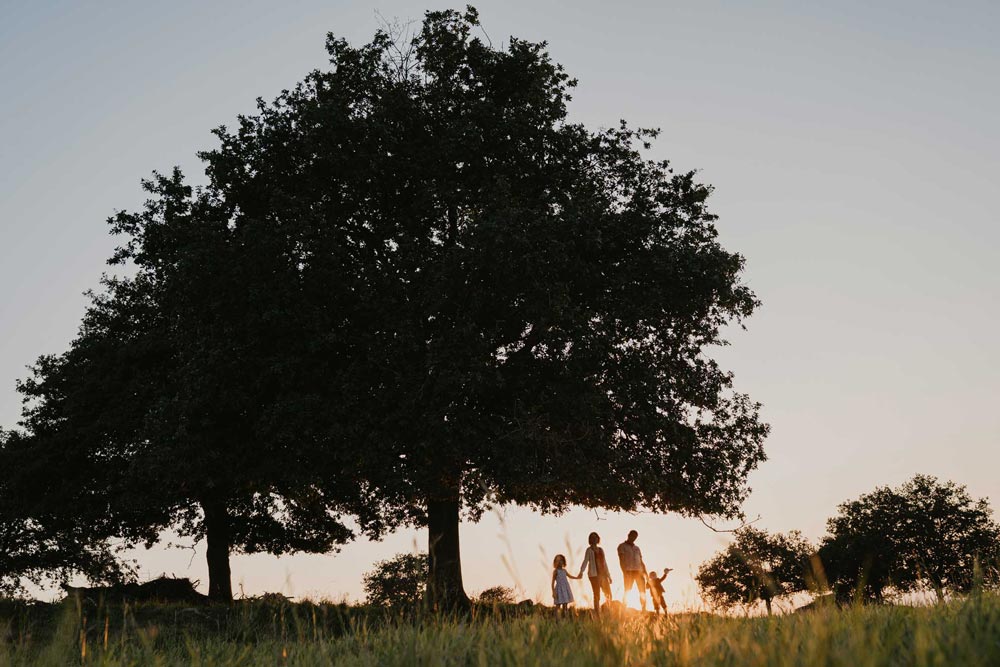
xmin=2 ymin=1 xmax=999 ymax=617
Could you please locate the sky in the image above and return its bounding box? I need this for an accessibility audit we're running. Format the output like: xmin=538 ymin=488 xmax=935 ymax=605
xmin=1 ymin=1 xmax=999 ymax=611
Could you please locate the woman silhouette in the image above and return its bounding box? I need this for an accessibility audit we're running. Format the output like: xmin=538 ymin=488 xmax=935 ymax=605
xmin=577 ymin=532 xmax=612 ymax=614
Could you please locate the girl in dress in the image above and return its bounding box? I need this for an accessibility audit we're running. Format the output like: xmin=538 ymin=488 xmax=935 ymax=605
xmin=551 ymin=554 xmax=581 ymax=611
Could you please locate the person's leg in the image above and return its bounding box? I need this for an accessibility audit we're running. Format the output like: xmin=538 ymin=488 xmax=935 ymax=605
xmin=637 ymin=573 xmax=647 ymax=611
xmin=601 ymin=578 xmax=612 ymax=606
xmin=590 ymin=577 xmax=601 ymax=615
xmin=621 ymin=570 xmax=633 ymax=602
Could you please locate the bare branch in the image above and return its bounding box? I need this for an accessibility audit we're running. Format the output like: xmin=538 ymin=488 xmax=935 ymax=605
xmin=698 ymin=514 xmax=760 ymax=533
xmin=164 ymin=540 xmax=199 ymax=568
xmin=374 ymin=10 xmax=419 ymax=81
xmin=479 ymin=24 xmax=493 ymax=49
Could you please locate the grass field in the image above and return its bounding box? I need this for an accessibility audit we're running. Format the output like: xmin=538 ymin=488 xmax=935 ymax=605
xmin=3 ymin=594 xmax=1000 ymax=666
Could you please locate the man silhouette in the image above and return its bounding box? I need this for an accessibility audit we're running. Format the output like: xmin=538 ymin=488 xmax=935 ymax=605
xmin=617 ymin=530 xmax=647 ymax=611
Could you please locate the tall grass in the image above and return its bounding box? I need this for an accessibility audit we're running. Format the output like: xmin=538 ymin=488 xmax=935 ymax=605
xmin=3 ymin=595 xmax=1000 ymax=666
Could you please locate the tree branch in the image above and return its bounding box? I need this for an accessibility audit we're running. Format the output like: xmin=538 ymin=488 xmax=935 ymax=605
xmin=698 ymin=514 xmax=760 ymax=533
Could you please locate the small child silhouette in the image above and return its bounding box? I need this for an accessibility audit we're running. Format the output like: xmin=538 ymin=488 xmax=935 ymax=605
xmin=552 ymin=554 xmax=581 ymax=611
xmin=647 ymin=567 xmax=672 ymax=614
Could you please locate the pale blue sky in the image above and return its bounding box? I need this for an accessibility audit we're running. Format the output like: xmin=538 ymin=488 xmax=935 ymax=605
xmin=2 ymin=1 xmax=998 ymax=609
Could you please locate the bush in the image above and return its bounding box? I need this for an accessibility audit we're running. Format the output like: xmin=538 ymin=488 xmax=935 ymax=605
xmin=475 ymin=586 xmax=517 ymax=605
xmin=362 ymin=553 xmax=428 ymax=607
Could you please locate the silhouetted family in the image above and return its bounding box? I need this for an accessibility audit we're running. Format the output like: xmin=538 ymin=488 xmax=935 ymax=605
xmin=551 ymin=530 xmax=672 ymax=615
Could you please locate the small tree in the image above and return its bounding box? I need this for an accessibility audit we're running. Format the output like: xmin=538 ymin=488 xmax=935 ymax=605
xmin=363 ymin=553 xmax=429 ymax=607
xmin=475 ymin=585 xmax=518 ymax=605
xmin=820 ymin=475 xmax=1000 ymax=603
xmin=696 ymin=527 xmax=813 ymax=614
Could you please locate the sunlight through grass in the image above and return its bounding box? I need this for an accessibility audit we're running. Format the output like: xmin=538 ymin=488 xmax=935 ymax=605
xmin=3 ymin=594 xmax=1000 ymax=666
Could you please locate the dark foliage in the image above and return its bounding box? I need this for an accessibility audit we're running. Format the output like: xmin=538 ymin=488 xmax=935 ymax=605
xmin=696 ymin=527 xmax=814 ymax=614
xmin=0 ymin=430 xmax=132 ymax=596
xmin=0 ymin=172 xmax=361 ymax=601
xmin=198 ymin=6 xmax=767 ymax=608
xmin=1 ymin=6 xmax=766 ymax=609
xmin=475 ymin=585 xmax=518 ymax=605
xmin=362 ymin=553 xmax=429 ymax=608
xmin=820 ymin=475 xmax=1000 ymax=603
xmin=62 ymin=577 xmax=208 ymax=605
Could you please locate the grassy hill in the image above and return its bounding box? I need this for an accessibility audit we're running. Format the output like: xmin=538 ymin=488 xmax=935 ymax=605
xmin=3 ymin=594 xmax=1000 ymax=665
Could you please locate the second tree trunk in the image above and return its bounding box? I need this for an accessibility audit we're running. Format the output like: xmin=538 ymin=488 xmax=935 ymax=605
xmin=203 ymin=498 xmax=233 ymax=602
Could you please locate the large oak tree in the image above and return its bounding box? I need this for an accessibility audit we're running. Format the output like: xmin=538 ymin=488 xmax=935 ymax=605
xmin=1 ymin=171 xmax=365 ymax=600
xmin=200 ymin=7 xmax=768 ymax=608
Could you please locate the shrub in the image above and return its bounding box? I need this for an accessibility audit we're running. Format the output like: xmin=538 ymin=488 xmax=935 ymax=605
xmin=362 ymin=553 xmax=428 ymax=607
xmin=475 ymin=586 xmax=518 ymax=605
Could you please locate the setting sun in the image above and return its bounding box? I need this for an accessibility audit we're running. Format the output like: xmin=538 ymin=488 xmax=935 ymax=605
xmin=623 ymin=587 xmax=643 ymax=611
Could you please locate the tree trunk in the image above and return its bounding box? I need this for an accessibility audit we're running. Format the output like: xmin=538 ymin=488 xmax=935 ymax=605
xmin=425 ymin=481 xmax=470 ymax=612
xmin=764 ymin=597 xmax=772 ymax=615
xmin=931 ymin=579 xmax=946 ymax=603
xmin=202 ymin=498 xmax=233 ymax=602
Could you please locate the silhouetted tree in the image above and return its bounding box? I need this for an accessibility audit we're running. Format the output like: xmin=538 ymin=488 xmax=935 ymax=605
xmin=0 ymin=430 xmax=132 ymax=596
xmin=696 ymin=527 xmax=814 ymax=614
xmin=0 ymin=171 xmax=364 ymax=601
xmin=363 ymin=553 xmax=429 ymax=607
xmin=200 ymin=7 xmax=768 ymax=609
xmin=820 ymin=475 xmax=1000 ymax=603
xmin=475 ymin=585 xmax=518 ymax=605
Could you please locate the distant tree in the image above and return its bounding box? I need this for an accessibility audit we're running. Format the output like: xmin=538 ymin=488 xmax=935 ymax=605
xmin=820 ymin=475 xmax=1000 ymax=603
xmin=200 ymin=6 xmax=768 ymax=610
xmin=363 ymin=553 xmax=429 ymax=607
xmin=0 ymin=171 xmax=365 ymax=601
xmin=475 ymin=585 xmax=518 ymax=605
xmin=696 ymin=527 xmax=814 ymax=614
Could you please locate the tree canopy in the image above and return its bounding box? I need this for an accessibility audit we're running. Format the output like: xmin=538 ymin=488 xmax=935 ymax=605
xmin=1 ymin=6 xmax=767 ymax=607
xmin=198 ymin=6 xmax=768 ymax=608
xmin=820 ymin=475 xmax=1000 ymax=603
xmin=0 ymin=171 xmax=364 ymax=600
xmin=0 ymin=431 xmax=130 ymax=597
xmin=696 ymin=527 xmax=814 ymax=614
